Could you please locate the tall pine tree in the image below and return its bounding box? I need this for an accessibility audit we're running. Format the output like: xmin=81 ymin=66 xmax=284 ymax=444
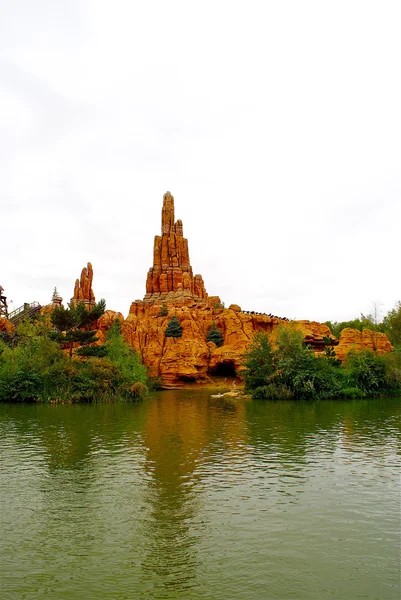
xmin=206 ymin=321 xmax=224 ymax=347
xmin=50 ymin=299 xmax=106 ymax=357
xmin=165 ymin=315 xmax=182 ymax=338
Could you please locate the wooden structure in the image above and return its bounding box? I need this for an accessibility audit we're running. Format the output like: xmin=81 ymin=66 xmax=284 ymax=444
xmin=0 ymin=285 xmax=8 ymax=318
xmin=8 ymin=301 xmax=42 ymax=326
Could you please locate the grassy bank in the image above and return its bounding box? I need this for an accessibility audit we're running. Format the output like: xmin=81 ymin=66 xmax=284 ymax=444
xmin=243 ymin=327 xmax=401 ymax=401
xmin=0 ymin=317 xmax=150 ymax=403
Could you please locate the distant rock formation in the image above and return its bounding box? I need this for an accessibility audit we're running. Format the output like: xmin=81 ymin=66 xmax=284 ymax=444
xmin=334 ymin=328 xmax=394 ymax=361
xmin=144 ymin=192 xmax=208 ymax=303
xmin=71 ymin=262 xmax=96 ymax=305
xmin=59 ymin=190 xmax=386 ymax=388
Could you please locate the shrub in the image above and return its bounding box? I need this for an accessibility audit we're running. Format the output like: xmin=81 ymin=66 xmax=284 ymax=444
xmin=275 ymin=327 xmax=340 ymax=400
xmin=345 ymin=351 xmax=387 ymax=396
xmin=323 ymin=336 xmax=342 ymax=367
xmin=105 ymin=319 xmax=149 ymax=392
xmin=252 ymin=383 xmax=293 ymax=400
xmin=206 ymin=322 xmax=224 ymax=347
xmin=50 ymin=299 xmax=106 ymax=357
xmin=76 ymin=345 xmax=108 ymax=357
xmin=0 ymin=369 xmax=42 ymax=402
xmin=0 ymin=314 xmax=149 ymax=402
xmin=165 ymin=316 xmax=183 ymax=338
xmin=338 ymin=387 xmax=366 ymax=399
xmin=157 ymin=303 xmax=168 ymax=317
xmin=243 ymin=332 xmax=275 ymax=392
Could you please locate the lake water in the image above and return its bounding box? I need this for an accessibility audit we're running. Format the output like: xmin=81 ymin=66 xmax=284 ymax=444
xmin=0 ymin=392 xmax=400 ymax=599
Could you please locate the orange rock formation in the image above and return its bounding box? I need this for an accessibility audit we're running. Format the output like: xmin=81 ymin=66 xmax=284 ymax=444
xmin=119 ymin=302 xmax=336 ymax=387
xmin=145 ymin=192 xmax=207 ymax=303
xmin=91 ymin=191 xmax=393 ymax=387
xmin=71 ymin=262 xmax=95 ymax=305
xmin=0 ymin=316 xmax=14 ymax=335
xmin=334 ymin=328 xmax=394 ymax=361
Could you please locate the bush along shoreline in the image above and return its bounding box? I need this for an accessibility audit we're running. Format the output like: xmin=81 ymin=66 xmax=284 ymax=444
xmin=0 ymin=306 xmax=151 ymax=403
xmin=242 ymin=327 xmax=401 ymax=401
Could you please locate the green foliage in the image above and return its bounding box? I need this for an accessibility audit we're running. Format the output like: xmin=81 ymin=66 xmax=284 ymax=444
xmin=206 ymin=321 xmax=224 ymax=347
xmin=324 ymin=314 xmax=384 ymax=339
xmin=337 ymin=387 xmax=366 ymax=399
xmin=345 ymin=351 xmax=388 ymax=396
xmin=322 ymin=336 xmax=342 ymax=367
xmin=51 ymin=299 xmax=106 ymax=356
xmin=0 ymin=368 xmax=43 ymax=402
xmin=105 ymin=319 xmax=148 ymax=390
xmin=76 ymin=345 xmax=108 ymax=357
xmin=252 ymin=383 xmax=293 ymax=400
xmin=0 ymin=315 xmax=149 ymax=403
xmin=383 ymin=301 xmax=401 ymax=349
xmin=243 ymin=326 xmax=400 ymax=401
xmin=165 ymin=316 xmax=182 ymax=338
xmin=243 ymin=332 xmax=275 ymax=392
xmin=157 ymin=303 xmax=168 ymax=317
xmin=275 ymin=328 xmax=339 ymax=400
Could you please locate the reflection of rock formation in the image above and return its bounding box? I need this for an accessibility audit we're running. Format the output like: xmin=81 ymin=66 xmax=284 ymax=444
xmin=145 ymin=192 xmax=207 ymax=303
xmin=71 ymin=262 xmax=95 ymax=306
xmin=139 ymin=390 xmax=246 ymax=595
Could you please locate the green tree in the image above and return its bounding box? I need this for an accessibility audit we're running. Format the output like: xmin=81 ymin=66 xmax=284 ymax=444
xmin=322 ymin=336 xmax=342 ymax=367
xmin=345 ymin=350 xmax=387 ymax=396
xmin=165 ymin=315 xmax=182 ymax=338
xmin=50 ymin=299 xmax=106 ymax=357
xmin=243 ymin=332 xmax=275 ymax=392
xmin=275 ymin=327 xmax=339 ymax=400
xmin=105 ymin=319 xmax=148 ymax=396
xmin=383 ymin=301 xmax=401 ymax=349
xmin=157 ymin=302 xmax=168 ymax=317
xmin=206 ymin=321 xmax=224 ymax=347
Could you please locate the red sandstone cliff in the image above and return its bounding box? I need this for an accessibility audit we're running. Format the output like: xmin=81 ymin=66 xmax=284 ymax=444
xmin=334 ymin=328 xmax=393 ymax=361
xmin=71 ymin=262 xmax=95 ymax=305
xmin=93 ymin=191 xmax=394 ymax=387
xmin=45 ymin=191 xmax=391 ymax=387
xmin=145 ymin=192 xmax=207 ymax=302
xmin=118 ymin=301 xmax=335 ymax=387
xmin=0 ymin=317 xmax=14 ymax=335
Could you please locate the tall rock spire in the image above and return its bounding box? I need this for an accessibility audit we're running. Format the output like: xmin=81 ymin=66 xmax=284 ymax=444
xmin=71 ymin=262 xmax=96 ymax=305
xmin=144 ymin=192 xmax=207 ymax=302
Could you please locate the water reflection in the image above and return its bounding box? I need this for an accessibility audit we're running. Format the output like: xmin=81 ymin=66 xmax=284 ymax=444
xmin=0 ymin=395 xmax=400 ymax=599
xmin=138 ymin=391 xmax=248 ymax=596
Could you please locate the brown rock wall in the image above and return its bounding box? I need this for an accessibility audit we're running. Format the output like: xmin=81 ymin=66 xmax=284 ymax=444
xmin=335 ymin=328 xmax=394 ymax=361
xmin=0 ymin=317 xmax=14 ymax=334
xmin=71 ymin=262 xmax=95 ymax=305
xmin=145 ymin=192 xmax=207 ymax=301
xmin=98 ymin=190 xmax=395 ymax=388
xmin=97 ymin=302 xmax=337 ymax=388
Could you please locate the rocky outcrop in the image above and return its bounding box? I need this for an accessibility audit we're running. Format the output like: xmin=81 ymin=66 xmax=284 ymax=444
xmin=93 ymin=191 xmax=394 ymax=388
xmin=71 ymin=262 xmax=95 ymax=305
xmin=96 ymin=302 xmax=334 ymax=388
xmin=144 ymin=192 xmax=208 ymax=303
xmin=334 ymin=328 xmax=394 ymax=361
xmin=295 ymin=320 xmax=337 ymax=352
xmin=0 ymin=317 xmax=14 ymax=334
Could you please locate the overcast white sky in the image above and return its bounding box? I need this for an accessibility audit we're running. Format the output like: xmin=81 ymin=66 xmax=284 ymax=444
xmin=1 ymin=0 xmax=400 ymax=322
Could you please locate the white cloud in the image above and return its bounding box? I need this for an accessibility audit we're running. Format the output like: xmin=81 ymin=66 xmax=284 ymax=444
xmin=1 ymin=0 xmax=400 ymax=321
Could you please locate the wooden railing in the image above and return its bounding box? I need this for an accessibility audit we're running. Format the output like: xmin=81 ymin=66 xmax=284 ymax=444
xmin=8 ymin=301 xmax=42 ymax=325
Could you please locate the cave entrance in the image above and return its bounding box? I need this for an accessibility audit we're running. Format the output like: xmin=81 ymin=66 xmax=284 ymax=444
xmin=210 ymin=362 xmax=237 ymax=379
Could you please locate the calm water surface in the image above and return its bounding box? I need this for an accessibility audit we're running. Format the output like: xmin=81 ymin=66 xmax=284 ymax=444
xmin=0 ymin=393 xmax=400 ymax=599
